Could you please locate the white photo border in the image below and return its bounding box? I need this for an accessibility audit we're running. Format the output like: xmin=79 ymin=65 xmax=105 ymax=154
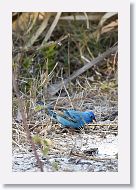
xmin=0 ymin=0 xmax=130 ymax=184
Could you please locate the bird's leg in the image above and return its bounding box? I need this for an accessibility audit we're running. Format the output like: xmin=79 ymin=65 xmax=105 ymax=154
xmin=78 ymin=126 xmax=85 ymax=133
xmin=60 ymin=126 xmax=70 ymax=133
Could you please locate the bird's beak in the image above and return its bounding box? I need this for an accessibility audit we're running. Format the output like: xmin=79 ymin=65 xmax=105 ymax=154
xmin=92 ymin=118 xmax=96 ymax=123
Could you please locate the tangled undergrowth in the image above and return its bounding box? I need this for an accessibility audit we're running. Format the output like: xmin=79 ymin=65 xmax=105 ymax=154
xmin=12 ymin=12 xmax=118 ymax=172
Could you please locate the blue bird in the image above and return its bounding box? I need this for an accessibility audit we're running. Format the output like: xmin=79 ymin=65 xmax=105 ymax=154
xmin=36 ymin=101 xmax=96 ymax=129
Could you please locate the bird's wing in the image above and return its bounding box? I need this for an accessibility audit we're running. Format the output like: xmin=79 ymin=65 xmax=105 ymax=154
xmin=47 ymin=108 xmax=78 ymax=123
xmin=64 ymin=110 xmax=84 ymax=122
xmin=60 ymin=110 xmax=79 ymax=123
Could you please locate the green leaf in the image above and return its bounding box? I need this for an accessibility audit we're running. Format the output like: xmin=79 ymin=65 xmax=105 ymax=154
xmin=42 ymin=146 xmax=49 ymax=155
xmin=52 ymin=161 xmax=59 ymax=171
xmin=34 ymin=104 xmax=44 ymax=112
xmin=32 ymin=135 xmax=42 ymax=145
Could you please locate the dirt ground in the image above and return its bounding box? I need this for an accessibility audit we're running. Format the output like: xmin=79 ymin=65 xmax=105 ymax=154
xmin=12 ymin=82 xmax=118 ymax=172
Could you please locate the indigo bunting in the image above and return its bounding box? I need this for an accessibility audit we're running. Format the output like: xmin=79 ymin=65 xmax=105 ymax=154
xmin=36 ymin=101 xmax=96 ymax=129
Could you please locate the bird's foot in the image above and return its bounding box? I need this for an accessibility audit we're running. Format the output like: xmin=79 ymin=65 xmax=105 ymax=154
xmin=61 ymin=127 xmax=81 ymax=134
xmin=61 ymin=128 xmax=70 ymax=133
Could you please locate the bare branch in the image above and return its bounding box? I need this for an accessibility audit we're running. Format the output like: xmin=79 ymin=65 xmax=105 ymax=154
xmin=25 ymin=13 xmax=51 ymax=49
xmin=12 ymin=71 xmax=44 ymax=172
xmin=47 ymin=45 xmax=118 ymax=96
xmin=41 ymin=12 xmax=62 ymax=46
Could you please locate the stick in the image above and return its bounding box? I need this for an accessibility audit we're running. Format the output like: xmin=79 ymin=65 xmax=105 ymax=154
xmin=47 ymin=45 xmax=118 ymax=96
xmin=25 ymin=13 xmax=51 ymax=49
xmin=41 ymin=12 xmax=62 ymax=45
xmin=12 ymin=71 xmax=44 ymax=172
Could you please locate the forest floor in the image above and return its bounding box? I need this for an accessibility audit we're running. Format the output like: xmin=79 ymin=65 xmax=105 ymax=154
xmin=12 ymin=80 xmax=118 ymax=172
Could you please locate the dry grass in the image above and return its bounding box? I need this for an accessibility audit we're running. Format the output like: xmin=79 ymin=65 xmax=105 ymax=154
xmin=12 ymin=12 xmax=118 ymax=163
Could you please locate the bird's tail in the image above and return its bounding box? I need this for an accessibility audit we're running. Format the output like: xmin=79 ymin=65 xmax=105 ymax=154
xmin=36 ymin=101 xmax=58 ymax=121
xmin=47 ymin=107 xmax=57 ymax=121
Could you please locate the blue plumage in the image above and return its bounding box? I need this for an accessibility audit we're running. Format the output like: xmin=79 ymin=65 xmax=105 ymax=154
xmin=36 ymin=101 xmax=96 ymax=129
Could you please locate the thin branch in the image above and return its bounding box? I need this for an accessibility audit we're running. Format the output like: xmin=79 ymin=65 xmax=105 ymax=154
xmin=84 ymin=12 xmax=89 ymax=29
xmin=60 ymin=14 xmax=103 ymax=21
xmin=12 ymin=71 xmax=44 ymax=172
xmin=25 ymin=13 xmax=51 ymax=49
xmin=61 ymin=69 xmax=74 ymax=109
xmin=41 ymin=12 xmax=62 ymax=46
xmin=47 ymin=45 xmax=118 ymax=96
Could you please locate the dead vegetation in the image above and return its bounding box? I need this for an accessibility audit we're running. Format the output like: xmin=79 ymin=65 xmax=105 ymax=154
xmin=12 ymin=12 xmax=118 ymax=172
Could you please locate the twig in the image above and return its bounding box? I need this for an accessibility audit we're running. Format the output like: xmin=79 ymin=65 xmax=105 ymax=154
xmin=84 ymin=12 xmax=89 ymax=29
xmin=12 ymin=71 xmax=44 ymax=172
xmin=60 ymin=15 xmax=102 ymax=21
xmin=25 ymin=12 xmax=39 ymax=34
xmin=87 ymin=123 xmax=117 ymax=126
xmin=12 ymin=139 xmax=28 ymax=153
xmin=41 ymin=12 xmax=62 ymax=46
xmin=25 ymin=13 xmax=51 ymax=49
xmin=48 ymin=62 xmax=59 ymax=79
xmin=47 ymin=45 xmax=118 ymax=96
xmin=70 ymin=151 xmax=116 ymax=161
xmin=86 ymin=129 xmax=118 ymax=134
xmin=61 ymin=69 xmax=74 ymax=109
